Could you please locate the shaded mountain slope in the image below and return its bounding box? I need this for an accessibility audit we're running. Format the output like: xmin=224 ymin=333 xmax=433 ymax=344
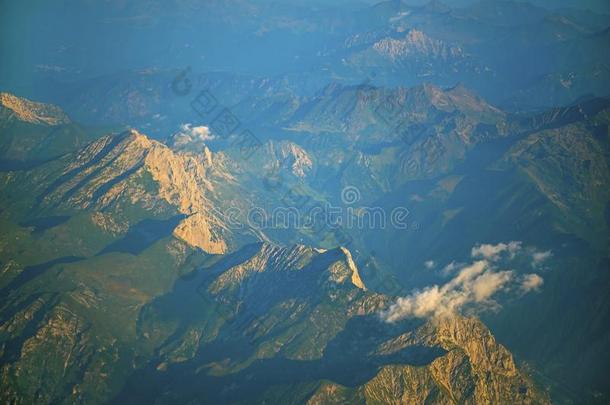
xmin=0 ymin=93 xmax=102 ymax=169
xmin=115 ymin=243 xmax=546 ymax=404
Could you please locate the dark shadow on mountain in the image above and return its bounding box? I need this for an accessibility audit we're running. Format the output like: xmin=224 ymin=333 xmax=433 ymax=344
xmin=0 ymin=293 xmax=60 ymax=364
xmin=0 ymin=257 xmax=84 ymax=303
xmin=131 ymin=242 xmax=266 ymax=360
xmin=97 ymin=214 xmax=187 ymax=256
xmin=114 ymin=314 xmax=443 ymax=404
xmin=138 ymin=245 xmax=356 ymax=359
xmin=0 ymin=157 xmax=57 ymax=171
xmin=34 ymin=131 xmax=129 ymax=206
xmin=116 ymin=243 xmax=443 ymax=403
xmin=91 ymin=163 xmax=143 ymax=201
xmin=517 ymin=96 xmax=610 ymax=132
xmin=19 ymin=215 xmax=71 ymax=235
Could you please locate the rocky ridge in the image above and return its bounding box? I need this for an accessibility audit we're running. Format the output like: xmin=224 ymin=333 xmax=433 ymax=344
xmin=0 ymin=92 xmax=71 ymax=126
xmin=33 ymin=129 xmax=232 ymax=253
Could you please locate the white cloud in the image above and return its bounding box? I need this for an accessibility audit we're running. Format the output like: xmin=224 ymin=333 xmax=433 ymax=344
xmin=471 ymin=241 xmax=522 ymax=261
xmin=471 ymin=270 xmax=513 ymax=302
xmin=381 ymin=259 xmax=514 ymax=322
xmin=446 ymin=260 xmax=488 ymax=289
xmin=171 ymin=123 xmax=215 ymax=149
xmin=531 ymin=250 xmax=552 ymax=267
xmin=521 ymin=273 xmax=544 ymax=293
xmin=381 ymin=241 xmax=545 ymax=323
xmin=424 ymin=260 xmax=435 ymax=269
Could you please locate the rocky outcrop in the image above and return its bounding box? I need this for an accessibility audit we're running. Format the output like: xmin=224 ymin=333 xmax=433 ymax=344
xmin=0 ymin=93 xmax=96 ymax=165
xmin=208 ymin=243 xmax=365 ymax=296
xmin=0 ymin=92 xmax=70 ymax=126
xmin=373 ymin=29 xmax=465 ymax=62
xmin=275 ymin=142 xmax=313 ymax=178
xmin=35 ymin=129 xmax=230 ymax=253
xmin=307 ymin=316 xmax=547 ymax=404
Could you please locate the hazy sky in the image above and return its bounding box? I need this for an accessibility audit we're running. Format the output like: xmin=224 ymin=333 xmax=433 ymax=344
xmin=397 ymin=0 xmax=610 ymax=13
xmin=306 ymin=0 xmax=610 ymax=14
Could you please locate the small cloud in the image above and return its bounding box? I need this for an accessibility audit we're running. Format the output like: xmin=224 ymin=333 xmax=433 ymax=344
xmin=381 ymin=241 xmax=546 ymax=323
xmin=446 ymin=260 xmax=488 ymax=289
xmin=520 ymin=273 xmax=544 ymax=293
xmin=471 ymin=241 xmax=522 ymax=261
xmin=471 ymin=270 xmax=513 ymax=302
xmin=424 ymin=260 xmax=435 ymax=269
xmin=380 ymin=259 xmax=514 ymax=322
xmin=531 ymin=250 xmax=552 ymax=267
xmin=171 ymin=123 xmax=215 ymax=150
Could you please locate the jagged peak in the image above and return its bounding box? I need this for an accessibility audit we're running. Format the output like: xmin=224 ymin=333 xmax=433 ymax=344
xmin=444 ymin=83 xmax=504 ymax=115
xmin=425 ymin=315 xmax=518 ymax=375
xmin=266 ymin=140 xmax=313 ymax=178
xmin=208 ymin=243 xmax=308 ymax=293
xmin=94 ymin=128 xmax=212 ymax=165
xmin=405 ymin=82 xmax=503 ymax=117
xmin=125 ymin=128 xmax=166 ymax=146
xmin=125 ymin=127 xmax=147 ymax=139
xmin=210 ymin=243 xmax=367 ymax=293
xmin=47 ymin=127 xmax=229 ymax=254
xmin=339 ymin=246 xmax=366 ymax=290
xmin=373 ymin=28 xmax=463 ymax=61
xmin=0 ymin=92 xmax=71 ymax=126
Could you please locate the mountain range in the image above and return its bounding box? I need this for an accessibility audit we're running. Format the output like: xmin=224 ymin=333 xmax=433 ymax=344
xmin=1 ymin=0 xmax=609 ymax=403
xmin=0 ymin=78 xmax=608 ymax=402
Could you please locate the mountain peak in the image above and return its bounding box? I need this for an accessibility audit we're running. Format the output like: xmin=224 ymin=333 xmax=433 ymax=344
xmin=36 ymin=128 xmax=230 ymax=254
xmin=412 ymin=82 xmax=503 ymax=118
xmin=0 ymin=92 xmax=70 ymax=126
xmin=339 ymin=246 xmax=366 ymax=290
xmin=373 ymin=28 xmax=464 ymax=61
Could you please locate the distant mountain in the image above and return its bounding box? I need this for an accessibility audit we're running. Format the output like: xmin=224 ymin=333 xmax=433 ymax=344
xmin=0 ymin=92 xmax=70 ymax=126
xmin=0 ymin=93 xmax=104 ymax=170
xmin=342 ymin=28 xmax=480 ymax=83
xmin=5 ymin=0 xmax=608 ymax=120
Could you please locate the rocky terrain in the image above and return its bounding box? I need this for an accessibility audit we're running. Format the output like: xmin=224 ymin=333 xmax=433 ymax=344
xmin=0 ymin=94 xmax=554 ymax=403
xmin=2 ymin=0 xmax=609 ymax=402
